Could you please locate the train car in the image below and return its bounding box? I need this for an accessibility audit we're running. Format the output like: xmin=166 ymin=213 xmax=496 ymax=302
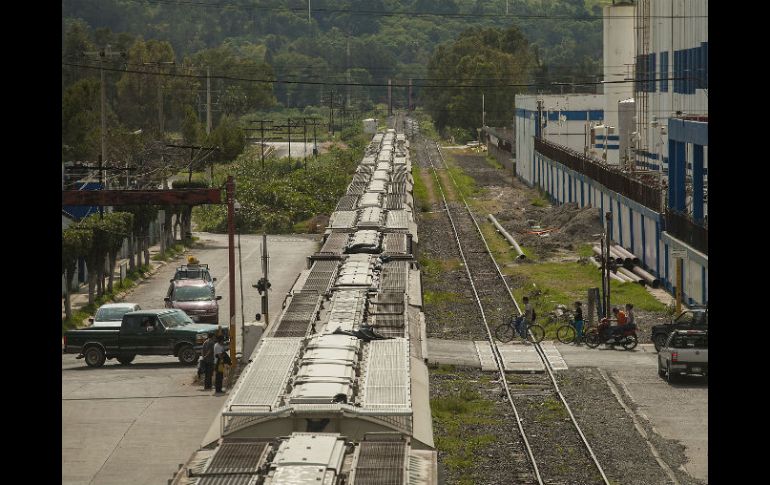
xmin=171 ymin=129 xmax=435 ymax=485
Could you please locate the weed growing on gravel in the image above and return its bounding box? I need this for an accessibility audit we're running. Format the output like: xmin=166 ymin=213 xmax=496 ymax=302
xmin=485 ymin=155 xmax=503 ymax=170
xmin=534 ymin=397 xmax=569 ymax=423
xmin=432 ymin=380 xmax=498 ymax=480
xmin=577 ymin=244 xmax=595 ymax=258
xmin=531 ymin=195 xmax=549 ymax=207
xmin=412 ymin=166 xmax=431 ymax=211
xmin=446 ymin=165 xmax=481 ymax=200
xmin=424 ymin=291 xmax=463 ymax=306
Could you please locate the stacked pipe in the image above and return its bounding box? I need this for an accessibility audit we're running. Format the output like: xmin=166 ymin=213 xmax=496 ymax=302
xmin=589 ymin=243 xmax=660 ymax=288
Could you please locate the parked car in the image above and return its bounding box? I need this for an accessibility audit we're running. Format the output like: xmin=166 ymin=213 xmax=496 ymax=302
xmin=165 ymin=280 xmax=221 ymax=324
xmin=651 ymin=307 xmax=708 ymax=351
xmin=657 ymin=329 xmax=708 ymax=383
xmin=63 ymin=309 xmax=226 ymax=367
xmin=171 ymin=263 xmax=215 ymax=288
xmin=89 ymin=303 xmax=141 ymax=328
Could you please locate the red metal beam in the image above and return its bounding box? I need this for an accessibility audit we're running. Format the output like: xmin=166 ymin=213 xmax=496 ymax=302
xmin=62 ymin=189 xmax=223 ymax=206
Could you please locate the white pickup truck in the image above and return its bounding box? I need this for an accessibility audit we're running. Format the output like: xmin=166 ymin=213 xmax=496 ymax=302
xmin=657 ymin=329 xmax=708 ymax=383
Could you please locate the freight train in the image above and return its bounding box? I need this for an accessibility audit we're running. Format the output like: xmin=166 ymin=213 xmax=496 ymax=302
xmin=171 ymin=128 xmax=437 ymax=484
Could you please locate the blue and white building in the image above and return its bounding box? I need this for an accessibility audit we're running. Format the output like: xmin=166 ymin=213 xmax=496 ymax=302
xmin=514 ymin=0 xmax=708 ymax=305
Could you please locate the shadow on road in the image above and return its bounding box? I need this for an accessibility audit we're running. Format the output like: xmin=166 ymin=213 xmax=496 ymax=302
xmin=63 ymin=361 xmax=197 ymax=371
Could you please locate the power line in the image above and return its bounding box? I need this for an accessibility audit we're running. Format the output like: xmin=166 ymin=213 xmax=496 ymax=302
xmin=112 ymin=0 xmax=707 ymax=21
xmin=62 ymin=62 xmax=695 ymax=90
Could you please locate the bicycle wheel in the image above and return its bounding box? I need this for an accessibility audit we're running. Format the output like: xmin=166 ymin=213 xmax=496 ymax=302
xmin=495 ymin=323 xmax=515 ymax=343
xmin=526 ymin=325 xmax=545 ymax=344
xmin=556 ymin=325 xmax=576 ymax=344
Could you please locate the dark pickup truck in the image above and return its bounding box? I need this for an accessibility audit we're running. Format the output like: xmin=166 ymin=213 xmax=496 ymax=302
xmin=63 ymin=309 xmax=225 ymax=367
xmin=651 ymin=307 xmax=708 ymax=351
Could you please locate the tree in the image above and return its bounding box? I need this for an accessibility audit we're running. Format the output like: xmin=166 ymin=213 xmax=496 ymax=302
xmin=207 ymin=115 xmax=246 ymax=163
xmin=181 ymin=106 xmax=204 ymax=145
xmin=62 ymin=225 xmax=92 ymax=320
xmin=79 ymin=215 xmax=111 ymax=304
xmin=171 ymin=180 xmax=209 ymax=243
xmin=103 ymin=212 xmax=134 ymax=293
xmin=422 ymin=26 xmax=534 ymax=133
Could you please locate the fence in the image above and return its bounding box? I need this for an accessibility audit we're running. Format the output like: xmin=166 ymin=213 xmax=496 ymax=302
xmin=535 ymin=138 xmax=662 ymax=212
xmin=664 ymin=210 xmax=708 ymax=254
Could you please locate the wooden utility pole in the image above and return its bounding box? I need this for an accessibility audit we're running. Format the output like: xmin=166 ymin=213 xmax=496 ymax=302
xmin=206 ymin=67 xmax=212 ymax=135
xmin=226 ymin=176 xmax=237 ymax=363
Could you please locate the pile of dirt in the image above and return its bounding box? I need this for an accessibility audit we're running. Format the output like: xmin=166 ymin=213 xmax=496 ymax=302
xmin=496 ymin=202 xmax=604 ymax=258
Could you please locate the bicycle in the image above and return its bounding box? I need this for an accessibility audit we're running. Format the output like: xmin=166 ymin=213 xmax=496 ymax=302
xmin=554 ymin=311 xmax=582 ymax=344
xmin=495 ymin=315 xmax=545 ymax=344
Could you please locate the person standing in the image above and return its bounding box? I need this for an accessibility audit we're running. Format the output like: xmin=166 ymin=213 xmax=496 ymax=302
xmin=201 ymin=332 xmax=215 ymax=390
xmin=214 ymin=334 xmax=227 ymax=394
xmin=573 ymin=301 xmax=584 ymax=344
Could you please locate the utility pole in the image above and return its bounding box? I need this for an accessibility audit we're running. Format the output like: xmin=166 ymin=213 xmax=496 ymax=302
xmin=249 ymin=120 xmax=272 ymax=169
xmin=482 ymin=92 xmax=485 ymax=127
xmin=308 ymin=0 xmax=311 ymax=23
xmin=226 ymin=176 xmax=237 ymax=365
xmin=85 ymin=45 xmax=125 ymax=187
xmin=206 ymin=67 xmax=212 ymax=135
xmin=604 ymin=212 xmax=612 ymax=315
xmin=346 ymin=35 xmax=351 ymax=109
xmin=408 ymin=78 xmax=413 ymax=111
xmin=303 ymin=119 xmax=308 ymax=168
xmin=388 ymin=79 xmax=392 ymax=117
xmin=329 ymin=89 xmax=335 ymax=135
xmin=254 ymin=234 xmax=271 ymax=328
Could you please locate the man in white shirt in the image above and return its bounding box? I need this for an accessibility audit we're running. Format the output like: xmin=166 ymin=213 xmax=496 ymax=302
xmin=213 ymin=334 xmax=227 ymax=393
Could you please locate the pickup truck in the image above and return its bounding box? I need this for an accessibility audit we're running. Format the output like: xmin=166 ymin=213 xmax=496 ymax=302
xmin=657 ymin=329 xmax=708 ymax=383
xmin=63 ymin=309 xmax=225 ymax=368
xmin=651 ymin=307 xmax=708 ymax=351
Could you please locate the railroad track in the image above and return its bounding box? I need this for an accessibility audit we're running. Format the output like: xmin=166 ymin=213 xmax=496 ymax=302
xmin=409 ymin=119 xmax=610 ymax=485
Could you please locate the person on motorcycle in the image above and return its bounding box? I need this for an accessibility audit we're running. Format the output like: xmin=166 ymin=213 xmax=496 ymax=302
xmin=609 ymin=306 xmax=628 ymax=342
xmin=625 ymin=304 xmax=635 ymax=329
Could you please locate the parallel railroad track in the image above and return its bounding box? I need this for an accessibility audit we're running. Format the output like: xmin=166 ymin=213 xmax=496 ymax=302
xmin=410 ymin=120 xmax=610 ymax=485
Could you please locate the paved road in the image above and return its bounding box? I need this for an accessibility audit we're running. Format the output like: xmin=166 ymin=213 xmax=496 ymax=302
xmin=555 ymin=343 xmax=708 ymax=483
xmin=266 ymin=141 xmax=316 ymax=159
xmin=62 ymin=233 xmax=319 ymax=485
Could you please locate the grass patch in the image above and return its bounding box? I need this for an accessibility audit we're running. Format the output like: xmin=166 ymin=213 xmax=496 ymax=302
xmin=151 ymin=243 xmax=186 ymax=262
xmin=419 ymin=256 xmax=463 ymax=279
xmin=485 ymin=155 xmax=503 ymax=170
xmin=532 ymin=397 xmax=569 ymax=423
xmin=432 ymin=379 xmax=498 ymax=481
xmin=507 ymin=261 xmax=666 ymax=337
xmin=531 ymin=195 xmax=549 ymax=207
xmin=577 ymin=244 xmax=595 ymax=258
xmin=424 ymin=290 xmax=463 ymax=306
xmin=446 ymin=164 xmax=481 ymax=201
xmin=412 ymin=166 xmax=431 ymax=211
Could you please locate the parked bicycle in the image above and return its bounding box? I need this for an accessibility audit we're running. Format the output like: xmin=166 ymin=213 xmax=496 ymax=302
xmin=495 ymin=315 xmax=545 ymax=344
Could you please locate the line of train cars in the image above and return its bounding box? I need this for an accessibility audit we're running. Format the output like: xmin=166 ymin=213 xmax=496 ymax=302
xmin=172 ymin=129 xmax=437 ymax=485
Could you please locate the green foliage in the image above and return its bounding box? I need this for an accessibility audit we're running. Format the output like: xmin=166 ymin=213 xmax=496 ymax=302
xmin=181 ymin=106 xmax=204 ymax=145
xmin=206 ymin=115 xmax=246 ymax=163
xmin=423 ymin=25 xmax=534 ymax=132
xmin=62 ymin=225 xmax=92 ymax=276
xmin=431 ymin=378 xmax=497 ymax=479
xmin=193 ymin=139 xmax=365 ymax=233
xmin=411 ymin=166 xmax=430 ymax=212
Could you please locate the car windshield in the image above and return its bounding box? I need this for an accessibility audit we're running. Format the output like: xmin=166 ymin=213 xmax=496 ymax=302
xmin=159 ymin=311 xmax=193 ymax=327
xmin=95 ymin=306 xmax=135 ymax=321
xmin=175 ymin=270 xmax=210 ymax=281
xmin=173 ymin=286 xmax=214 ymax=301
xmin=671 ymin=334 xmax=708 ymax=349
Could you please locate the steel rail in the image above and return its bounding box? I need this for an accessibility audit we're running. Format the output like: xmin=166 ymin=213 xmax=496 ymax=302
xmin=433 ymin=141 xmax=612 ymax=485
xmin=418 ymin=134 xmax=544 ymax=485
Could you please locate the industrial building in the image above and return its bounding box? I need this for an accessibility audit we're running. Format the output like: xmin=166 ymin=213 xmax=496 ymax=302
xmin=514 ymin=0 xmax=708 ymax=305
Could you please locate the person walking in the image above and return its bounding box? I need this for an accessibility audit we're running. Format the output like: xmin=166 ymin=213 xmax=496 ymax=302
xmin=200 ymin=332 xmax=215 ymax=390
xmin=214 ymin=334 xmax=227 ymax=394
xmin=573 ymin=301 xmax=584 ymax=344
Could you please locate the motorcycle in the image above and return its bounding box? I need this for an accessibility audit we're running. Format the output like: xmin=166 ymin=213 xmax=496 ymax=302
xmin=583 ymin=320 xmax=638 ymax=350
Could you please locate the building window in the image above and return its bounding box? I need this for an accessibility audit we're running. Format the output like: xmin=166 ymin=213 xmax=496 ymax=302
xmin=648 ymin=53 xmax=657 ymax=92
xmin=660 ymin=51 xmax=668 ymax=92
